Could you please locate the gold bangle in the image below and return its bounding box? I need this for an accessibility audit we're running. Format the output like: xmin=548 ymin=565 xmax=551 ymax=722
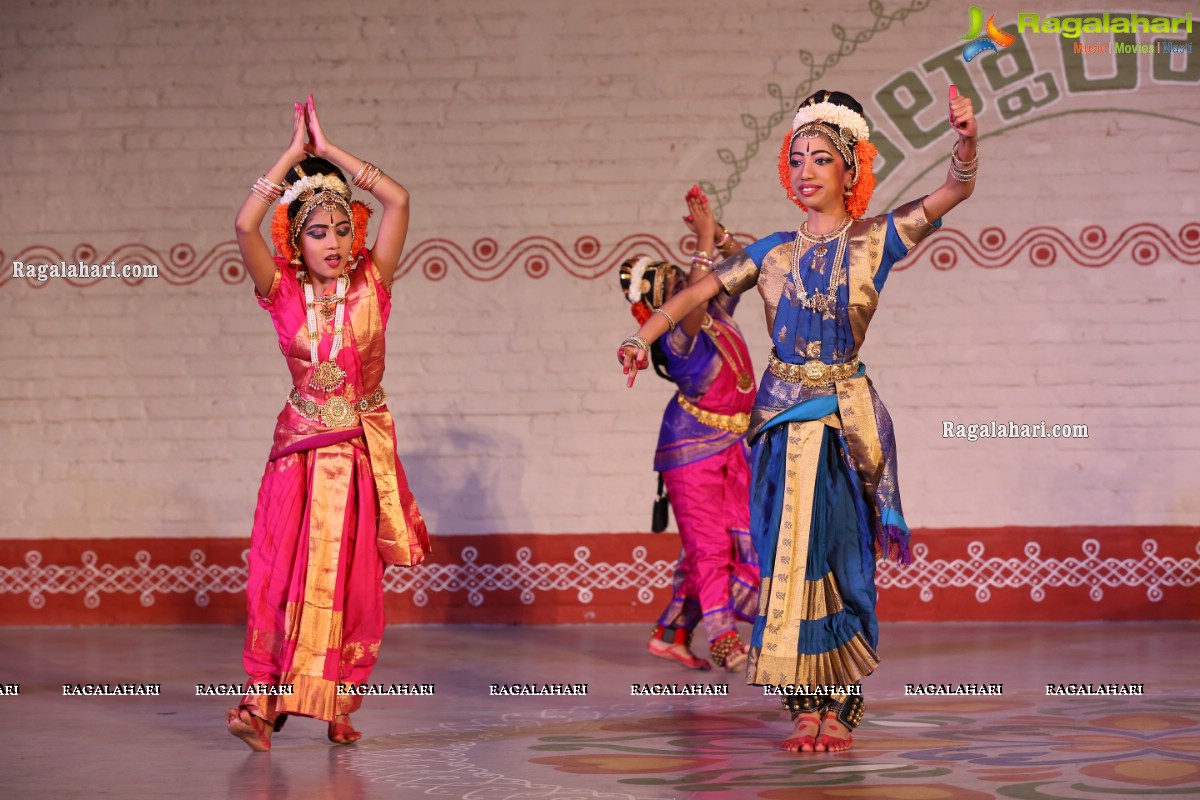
xmin=250 ymin=185 xmax=278 ymax=205
xmin=354 ymin=162 xmax=383 ymax=190
xmin=621 ymin=334 xmax=650 ymax=352
xmin=653 ymin=307 xmax=676 ymax=331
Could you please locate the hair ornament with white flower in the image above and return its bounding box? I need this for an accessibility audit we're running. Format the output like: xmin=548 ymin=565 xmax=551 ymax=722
xmin=789 ymin=101 xmax=870 ymax=144
xmin=625 ymin=256 xmax=653 ymax=304
xmin=618 ymin=257 xmax=678 ymax=326
xmin=280 ymin=173 xmax=351 ymax=206
xmin=778 ymin=89 xmax=879 ymax=219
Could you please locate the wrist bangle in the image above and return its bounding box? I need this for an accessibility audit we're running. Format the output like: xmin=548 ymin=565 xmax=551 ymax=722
xmin=653 ymin=307 xmax=676 ymax=331
xmin=621 ymin=334 xmax=650 ymax=352
xmin=353 ymin=162 xmax=384 ymax=190
xmin=250 ymin=176 xmax=284 ymax=205
xmin=951 ymin=142 xmax=978 ymax=167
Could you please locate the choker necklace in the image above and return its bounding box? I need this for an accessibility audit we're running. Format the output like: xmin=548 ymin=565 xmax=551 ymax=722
xmin=302 ymin=271 xmax=349 ymax=392
xmin=791 ymin=217 xmax=851 ymax=321
xmin=312 ymin=293 xmax=342 ymax=321
xmin=702 ymin=314 xmax=754 ymax=393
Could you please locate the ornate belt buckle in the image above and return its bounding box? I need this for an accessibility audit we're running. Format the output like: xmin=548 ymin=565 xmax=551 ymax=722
xmin=319 ymin=396 xmax=356 ymax=427
xmin=802 ymin=360 xmax=828 ymax=383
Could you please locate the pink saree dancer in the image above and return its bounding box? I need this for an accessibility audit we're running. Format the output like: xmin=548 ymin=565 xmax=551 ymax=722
xmin=242 ymin=252 xmax=428 ymax=726
xmin=229 ymin=96 xmax=428 ymax=751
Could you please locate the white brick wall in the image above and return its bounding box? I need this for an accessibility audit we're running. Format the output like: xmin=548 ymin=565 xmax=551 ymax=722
xmin=2 ymin=0 xmax=1197 ymax=539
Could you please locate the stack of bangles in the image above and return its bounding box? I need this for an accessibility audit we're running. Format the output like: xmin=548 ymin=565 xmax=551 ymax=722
xmin=715 ymin=225 xmax=735 ymax=255
xmin=250 ymin=175 xmax=285 ymax=205
xmin=352 ymin=162 xmax=383 ymax=191
xmin=950 ymin=144 xmax=978 ymax=182
xmin=692 ymin=226 xmax=737 ymax=273
xmin=621 ymin=334 xmax=649 ymax=354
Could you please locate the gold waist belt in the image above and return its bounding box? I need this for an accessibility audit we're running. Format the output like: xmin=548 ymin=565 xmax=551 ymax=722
xmin=289 ymin=387 xmax=386 ymax=428
xmin=767 ymin=349 xmax=861 ymax=386
xmin=676 ymin=394 xmax=750 ymax=434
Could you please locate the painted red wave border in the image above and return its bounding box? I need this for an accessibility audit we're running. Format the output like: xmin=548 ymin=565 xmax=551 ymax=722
xmin=4 ymin=224 xmax=1197 ymax=288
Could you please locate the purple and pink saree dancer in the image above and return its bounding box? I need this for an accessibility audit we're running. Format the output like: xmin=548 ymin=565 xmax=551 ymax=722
xmin=619 ymin=194 xmax=761 ymax=671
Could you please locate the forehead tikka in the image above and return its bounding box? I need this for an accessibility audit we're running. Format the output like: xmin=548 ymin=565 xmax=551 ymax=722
xmin=791 ymin=121 xmax=860 ymax=187
xmin=290 ymin=189 xmax=355 ymax=251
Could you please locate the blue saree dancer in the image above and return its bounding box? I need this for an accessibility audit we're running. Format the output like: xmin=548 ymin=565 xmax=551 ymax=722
xmin=619 ymin=87 xmax=980 ymax=752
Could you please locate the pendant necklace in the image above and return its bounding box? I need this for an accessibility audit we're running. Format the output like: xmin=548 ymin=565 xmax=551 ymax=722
xmin=302 ymin=271 xmax=349 ymax=392
xmin=791 ymin=217 xmax=851 ymax=321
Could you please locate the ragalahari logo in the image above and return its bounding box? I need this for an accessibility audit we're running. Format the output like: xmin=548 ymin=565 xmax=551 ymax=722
xmin=961 ymin=7 xmax=1016 ymax=62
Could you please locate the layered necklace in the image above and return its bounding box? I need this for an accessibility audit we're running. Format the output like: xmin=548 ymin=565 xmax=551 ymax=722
xmin=702 ymin=314 xmax=755 ymax=393
xmin=301 ymin=271 xmax=349 ymax=392
xmin=790 ymin=216 xmax=852 ymax=321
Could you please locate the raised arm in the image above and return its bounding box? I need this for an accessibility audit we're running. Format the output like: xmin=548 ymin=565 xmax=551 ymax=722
xmin=234 ymin=103 xmax=308 ymax=296
xmin=303 ymin=95 xmax=410 ymax=285
xmin=681 ymin=186 xmax=744 ymax=337
xmin=921 ymin=84 xmax=978 ymax=224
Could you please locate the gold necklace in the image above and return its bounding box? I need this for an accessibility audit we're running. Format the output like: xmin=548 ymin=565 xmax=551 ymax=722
xmin=302 ymin=272 xmax=349 ymax=392
xmin=799 ymin=217 xmax=851 ymax=264
xmin=702 ymin=315 xmax=754 ymax=393
xmin=312 ymin=293 xmax=342 ymax=320
xmin=791 ymin=217 xmax=851 ymax=321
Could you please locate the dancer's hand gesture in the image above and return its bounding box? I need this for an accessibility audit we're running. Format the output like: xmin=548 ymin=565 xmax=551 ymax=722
xmin=304 ymin=94 xmax=333 ymax=158
xmin=683 ymin=185 xmax=720 ymax=251
xmin=285 ymin=101 xmax=308 ymax=162
xmin=619 ymin=344 xmax=649 ymax=388
xmin=948 ymin=85 xmax=977 ymax=140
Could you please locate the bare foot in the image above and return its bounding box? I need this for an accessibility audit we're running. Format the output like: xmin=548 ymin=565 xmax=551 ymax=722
xmin=226 ymin=707 xmax=272 ymax=752
xmin=813 ymin=712 xmax=853 ymax=752
xmin=647 ymin=637 xmax=712 ymax=670
xmin=722 ymin=642 xmax=749 ymax=673
xmin=781 ymin=710 xmax=821 ymax=752
xmin=328 ymin=713 xmax=362 ymax=745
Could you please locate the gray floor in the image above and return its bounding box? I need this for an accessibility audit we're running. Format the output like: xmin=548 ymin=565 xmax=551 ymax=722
xmin=2 ymin=623 xmax=1197 ymax=799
